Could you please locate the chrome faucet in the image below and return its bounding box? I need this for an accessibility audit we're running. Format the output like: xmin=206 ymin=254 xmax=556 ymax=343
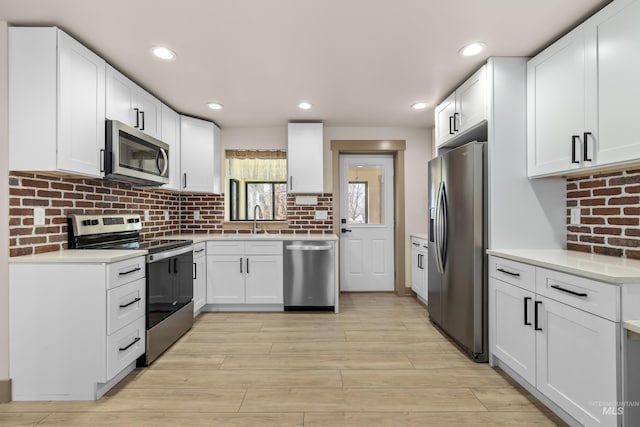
xmin=252 ymin=204 xmax=263 ymax=234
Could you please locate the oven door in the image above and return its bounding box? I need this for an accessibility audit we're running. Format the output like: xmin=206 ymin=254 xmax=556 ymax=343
xmin=146 ymin=246 xmax=193 ymax=329
xmin=106 ymin=120 xmax=169 ymax=186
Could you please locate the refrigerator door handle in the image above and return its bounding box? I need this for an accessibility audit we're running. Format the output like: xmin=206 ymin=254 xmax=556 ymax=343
xmin=434 ymin=181 xmax=445 ymax=274
xmin=440 ymin=183 xmax=448 ymax=270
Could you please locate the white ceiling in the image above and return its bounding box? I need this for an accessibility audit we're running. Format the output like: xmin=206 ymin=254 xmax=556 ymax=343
xmin=0 ymin=0 xmax=609 ymax=129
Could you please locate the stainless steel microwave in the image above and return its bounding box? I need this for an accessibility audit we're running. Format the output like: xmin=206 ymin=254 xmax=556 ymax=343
xmin=105 ymin=120 xmax=169 ymax=186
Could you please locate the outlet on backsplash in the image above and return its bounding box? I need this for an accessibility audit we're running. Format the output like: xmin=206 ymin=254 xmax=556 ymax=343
xmin=194 ymin=211 xmax=200 ymax=220
xmin=165 ymin=211 xmax=170 ymax=221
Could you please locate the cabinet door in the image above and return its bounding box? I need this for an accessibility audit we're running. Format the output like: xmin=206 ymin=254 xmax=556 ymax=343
xmin=193 ymin=255 xmax=206 ymax=314
xmin=161 ymin=104 xmax=181 ymax=191
xmin=206 ymin=256 xmax=245 ymax=304
xmin=181 ymin=116 xmax=215 ymax=193
xmin=418 ymin=249 xmax=428 ymax=301
xmin=594 ymin=0 xmax=640 ymax=166
xmin=411 ymin=245 xmax=421 ymax=295
xmin=536 ymin=295 xmax=619 ymax=427
xmin=435 ymin=93 xmax=456 ymax=148
xmin=527 ymin=27 xmax=590 ymax=177
xmin=287 ymin=123 xmax=324 ymax=193
xmin=57 ymin=30 xmax=105 ymax=177
xmin=489 ymin=278 xmax=536 ymax=385
xmin=137 ymin=88 xmax=162 ymax=139
xmin=244 ymin=255 xmax=283 ymax=304
xmin=106 ymin=65 xmax=137 ymax=127
xmin=455 ymin=66 xmax=486 ymax=134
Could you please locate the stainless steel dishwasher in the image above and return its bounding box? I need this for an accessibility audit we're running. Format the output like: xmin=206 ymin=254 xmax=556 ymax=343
xmin=284 ymin=240 xmax=335 ymax=310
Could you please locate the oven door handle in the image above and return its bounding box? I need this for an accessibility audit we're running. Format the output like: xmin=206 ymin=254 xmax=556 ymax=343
xmin=146 ymin=245 xmax=194 ymax=263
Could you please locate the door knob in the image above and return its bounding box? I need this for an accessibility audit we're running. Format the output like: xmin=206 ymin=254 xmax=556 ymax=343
xmin=341 ymin=228 xmax=352 ymax=233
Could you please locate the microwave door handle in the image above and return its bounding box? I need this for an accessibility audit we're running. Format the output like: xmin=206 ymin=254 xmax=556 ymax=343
xmin=157 ymin=148 xmax=169 ymax=177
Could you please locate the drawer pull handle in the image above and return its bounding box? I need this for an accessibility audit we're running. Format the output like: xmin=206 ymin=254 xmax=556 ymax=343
xmin=412 ymin=242 xmax=420 ymax=246
xmin=194 ymin=248 xmax=205 ymax=253
xmin=119 ymin=336 xmax=141 ymax=352
xmin=524 ymin=296 xmax=531 ymax=326
xmin=497 ymin=268 xmax=520 ymax=277
xmin=550 ymin=284 xmax=587 ymax=297
xmin=119 ymin=267 xmax=141 ymax=276
xmin=534 ymin=301 xmax=543 ymax=331
xmin=119 ymin=297 xmax=141 ymax=308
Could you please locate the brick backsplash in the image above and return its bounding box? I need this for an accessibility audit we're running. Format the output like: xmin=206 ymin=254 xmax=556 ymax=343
xmin=9 ymin=172 xmax=180 ymax=256
xmin=8 ymin=172 xmax=335 ymax=256
xmin=179 ymin=193 xmax=334 ymax=235
xmin=567 ymin=169 xmax=640 ymax=259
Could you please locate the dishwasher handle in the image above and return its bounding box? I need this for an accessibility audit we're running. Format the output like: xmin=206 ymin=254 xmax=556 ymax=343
xmin=286 ymin=244 xmax=333 ymax=251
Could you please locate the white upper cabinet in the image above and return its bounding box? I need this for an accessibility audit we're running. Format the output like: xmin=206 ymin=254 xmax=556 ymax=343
xmin=287 ymin=123 xmax=324 ymax=194
xmin=106 ymin=65 xmax=162 ymax=139
xmin=180 ymin=116 xmax=222 ymax=194
xmin=435 ymin=66 xmax=487 ymax=148
xmin=593 ymin=0 xmax=640 ymax=166
xmin=9 ymin=27 xmax=106 ymax=178
xmin=528 ymin=0 xmax=640 ymax=177
xmin=434 ymin=93 xmax=456 ymax=147
xmin=161 ymin=104 xmax=181 ymax=191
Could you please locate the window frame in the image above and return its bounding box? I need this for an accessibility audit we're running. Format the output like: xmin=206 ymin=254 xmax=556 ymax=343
xmin=243 ymin=181 xmax=288 ymax=221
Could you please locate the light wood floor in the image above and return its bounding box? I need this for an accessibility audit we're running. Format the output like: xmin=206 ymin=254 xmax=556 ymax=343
xmin=0 ymin=293 xmax=566 ymax=426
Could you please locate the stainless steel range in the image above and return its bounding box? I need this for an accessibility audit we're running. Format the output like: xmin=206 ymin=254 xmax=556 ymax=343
xmin=68 ymin=214 xmax=194 ymax=366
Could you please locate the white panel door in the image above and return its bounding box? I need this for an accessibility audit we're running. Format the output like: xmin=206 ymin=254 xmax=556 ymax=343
xmin=435 ymin=93 xmax=456 ymax=147
xmin=105 ymin=65 xmax=136 ymax=127
xmin=455 ymin=65 xmax=486 ymax=134
xmin=57 ymin=30 xmax=105 ymax=177
xmin=536 ymin=295 xmax=619 ymax=427
xmin=181 ymin=116 xmax=215 ymax=193
xmin=594 ymin=0 xmax=640 ymax=166
xmin=193 ymin=254 xmax=206 ymax=313
xmin=489 ymin=278 xmax=536 ymax=385
xmin=527 ymin=27 xmax=589 ymax=177
xmin=161 ymin=104 xmax=181 ymax=191
xmin=136 ymin=88 xmax=162 ymax=139
xmin=206 ymin=256 xmax=245 ymax=304
xmin=339 ymin=154 xmax=394 ymax=291
xmin=244 ymin=256 xmax=283 ymax=304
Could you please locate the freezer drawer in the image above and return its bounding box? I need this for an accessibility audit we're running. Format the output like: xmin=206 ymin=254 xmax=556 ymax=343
xmin=284 ymin=241 xmax=335 ymax=309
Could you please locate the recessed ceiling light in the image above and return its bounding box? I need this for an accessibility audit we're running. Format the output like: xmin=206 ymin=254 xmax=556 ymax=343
xmin=298 ymin=102 xmax=312 ymax=110
xmin=411 ymin=102 xmax=428 ymax=110
xmin=150 ymin=46 xmax=177 ymax=61
xmin=459 ymin=42 xmax=486 ymax=57
xmin=207 ymin=102 xmax=223 ymax=110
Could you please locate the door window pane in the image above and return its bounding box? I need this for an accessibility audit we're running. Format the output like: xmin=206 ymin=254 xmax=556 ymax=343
xmin=348 ymin=166 xmax=383 ymax=225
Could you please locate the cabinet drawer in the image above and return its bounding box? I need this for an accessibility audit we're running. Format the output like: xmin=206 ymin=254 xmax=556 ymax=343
xmin=536 ymin=267 xmax=619 ymax=321
xmin=207 ymin=241 xmax=244 ymax=255
xmin=107 ymin=256 xmax=145 ymax=289
xmin=411 ymin=237 xmax=428 ymax=250
xmin=489 ymin=256 xmax=535 ymax=292
xmin=245 ymin=241 xmax=283 ymax=255
xmin=106 ymin=316 xmax=145 ymax=381
xmin=193 ymin=242 xmax=206 ymax=259
xmin=107 ymin=278 xmax=145 ymax=335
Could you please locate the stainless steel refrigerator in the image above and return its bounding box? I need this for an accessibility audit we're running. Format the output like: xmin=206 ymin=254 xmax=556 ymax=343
xmin=427 ymin=141 xmax=487 ymax=362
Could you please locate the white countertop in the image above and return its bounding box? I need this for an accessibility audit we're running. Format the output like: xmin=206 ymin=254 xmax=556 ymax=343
xmin=410 ymin=233 xmax=429 ymax=241
xmin=169 ymin=233 xmax=339 ymax=243
xmin=624 ymin=320 xmax=640 ymax=335
xmin=9 ymin=249 xmax=147 ymax=264
xmin=487 ymin=249 xmax=640 ymax=284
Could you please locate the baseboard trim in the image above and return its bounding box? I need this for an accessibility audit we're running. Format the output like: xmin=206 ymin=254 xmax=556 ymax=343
xmin=0 ymin=379 xmax=11 ymax=403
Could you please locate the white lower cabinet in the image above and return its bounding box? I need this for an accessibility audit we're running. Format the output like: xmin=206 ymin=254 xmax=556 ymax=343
xmin=535 ymin=295 xmax=618 ymax=426
xmin=410 ymin=237 xmax=428 ymax=303
xmin=206 ymin=241 xmax=283 ymax=306
xmin=9 ymin=256 xmax=146 ymax=400
xmin=489 ymin=256 xmax=620 ymax=427
xmin=192 ymin=243 xmax=206 ymax=314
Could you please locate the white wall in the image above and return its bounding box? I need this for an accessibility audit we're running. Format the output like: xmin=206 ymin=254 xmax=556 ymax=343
xmin=220 ymin=125 xmax=433 ymax=287
xmin=1 ymin=20 xmax=10 ymax=385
